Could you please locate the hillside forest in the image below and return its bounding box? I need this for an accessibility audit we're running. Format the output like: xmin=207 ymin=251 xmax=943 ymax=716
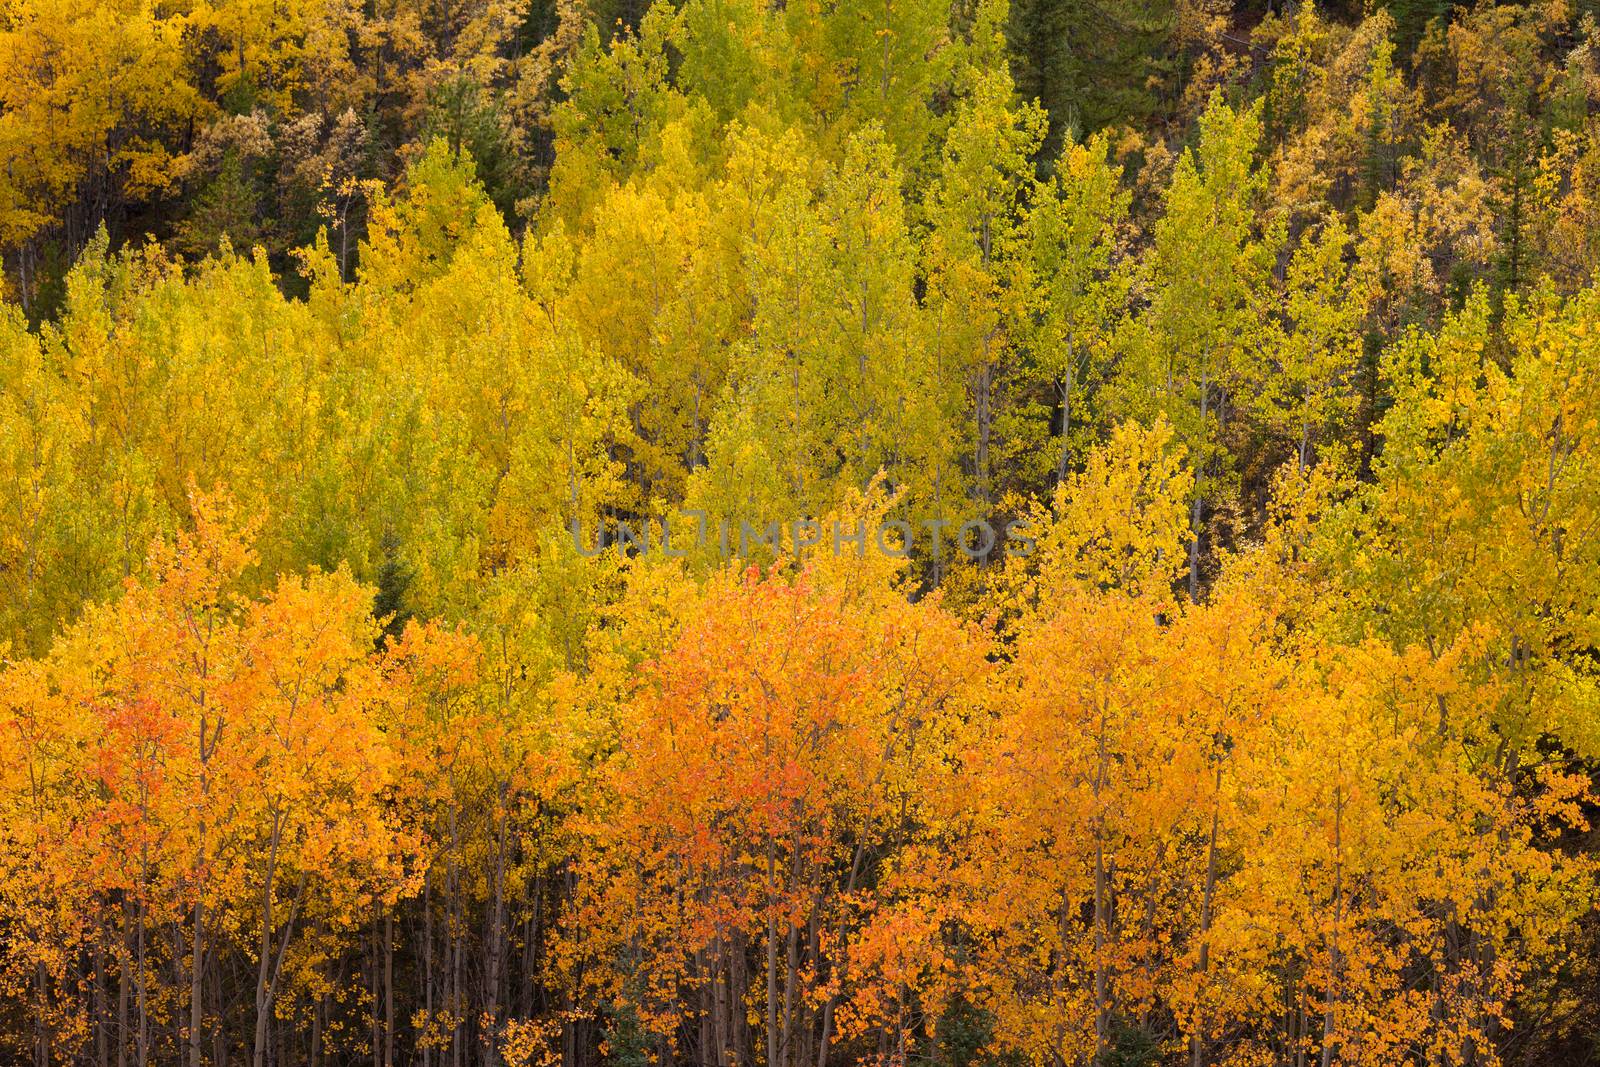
xmin=3 ymin=0 xmax=1600 ymax=1065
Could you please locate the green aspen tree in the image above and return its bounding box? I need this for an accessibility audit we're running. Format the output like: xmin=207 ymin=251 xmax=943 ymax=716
xmin=923 ymin=0 xmax=1046 ymax=514
xmin=1009 ymin=133 xmax=1131 ymax=493
xmin=1132 ymin=92 xmax=1281 ymax=600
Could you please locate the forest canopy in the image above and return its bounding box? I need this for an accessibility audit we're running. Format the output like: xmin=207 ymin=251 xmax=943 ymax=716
xmin=2 ymin=0 xmax=1600 ymax=1066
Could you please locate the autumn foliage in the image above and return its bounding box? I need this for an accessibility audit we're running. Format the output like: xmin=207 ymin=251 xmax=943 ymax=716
xmin=4 ymin=0 xmax=1600 ymax=1065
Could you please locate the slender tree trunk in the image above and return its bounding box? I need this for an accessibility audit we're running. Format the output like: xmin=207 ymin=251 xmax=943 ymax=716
xmin=94 ymin=921 xmax=109 ymax=1067
xmin=135 ymin=894 xmax=148 ymax=1067
xmin=1056 ymin=362 xmax=1075 ymax=487
xmin=117 ymin=908 xmax=130 ymax=1067
xmin=254 ymin=820 xmax=282 ymax=1067
xmin=1093 ymin=713 xmax=1111 ymax=1064
xmin=713 ymin=933 xmax=730 ymax=1067
xmin=1189 ymin=370 xmax=1210 ymax=602
xmin=485 ymin=787 xmax=510 ymax=1067
xmin=780 ymin=842 xmax=805 ymax=1067
xmin=1190 ymin=765 xmax=1222 ymax=1067
xmin=253 ymin=865 xmax=306 ymax=1067
xmin=423 ymin=868 xmax=434 ymax=1067
xmin=371 ymin=904 xmax=381 ymax=1067
xmin=385 ymin=913 xmax=395 ymax=1067
xmin=815 ymin=842 xmax=866 ymax=1067
xmin=188 ymin=900 xmax=205 ymax=1067
xmin=35 ymin=959 xmax=50 ymax=1067
xmin=310 ymin=986 xmax=324 ymax=1067
xmin=1321 ymin=787 xmax=1343 ymax=1067
xmin=1294 ymin=976 xmax=1307 ymax=1067
xmin=450 ymin=803 xmax=463 ymax=1067
xmin=733 ymin=931 xmax=750 ymax=1065
xmin=765 ymin=837 xmax=780 ymax=1067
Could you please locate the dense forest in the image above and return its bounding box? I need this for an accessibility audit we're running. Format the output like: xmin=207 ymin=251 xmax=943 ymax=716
xmin=4 ymin=0 xmax=1600 ymax=1065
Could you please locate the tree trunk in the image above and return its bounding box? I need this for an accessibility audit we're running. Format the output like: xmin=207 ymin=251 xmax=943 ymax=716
xmin=485 ymin=788 xmax=510 ymax=1067
xmin=385 ymin=914 xmax=395 ymax=1067
xmin=765 ymin=837 xmax=780 ymax=1067
xmin=188 ymin=900 xmax=205 ymax=1067
xmin=1056 ymin=362 xmax=1075 ymax=488
xmin=1189 ymin=369 xmax=1210 ymax=602
xmin=1320 ymin=787 xmax=1343 ymax=1067
xmin=1091 ymin=695 xmax=1114 ymax=1063
xmin=1190 ymin=765 xmax=1222 ymax=1067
